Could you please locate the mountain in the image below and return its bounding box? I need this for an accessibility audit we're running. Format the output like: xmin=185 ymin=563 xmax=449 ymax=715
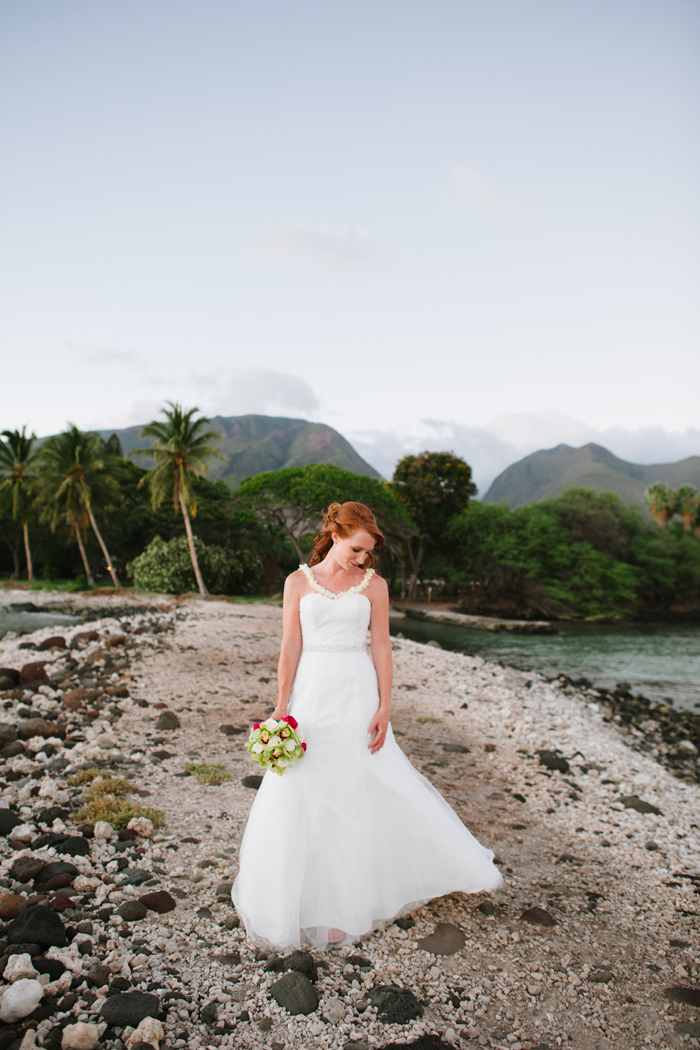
xmin=482 ymin=442 xmax=700 ymax=510
xmin=99 ymin=414 xmax=381 ymax=487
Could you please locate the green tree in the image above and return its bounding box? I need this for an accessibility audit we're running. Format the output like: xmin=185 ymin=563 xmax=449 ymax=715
xmin=36 ymin=426 xmax=123 ymax=587
xmin=130 ymin=403 xmax=223 ymax=596
xmin=645 ymin=482 xmax=678 ymax=527
xmin=0 ymin=426 xmax=38 ymax=581
xmin=676 ymin=484 xmax=700 ymax=534
xmin=392 ymin=451 xmax=477 ymax=599
xmin=235 ymin=463 xmax=413 ymax=563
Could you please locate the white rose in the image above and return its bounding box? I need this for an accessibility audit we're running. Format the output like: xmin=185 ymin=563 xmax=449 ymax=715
xmin=284 ymin=740 xmax=296 ymax=752
xmin=251 ymin=742 xmax=264 ymax=754
xmin=268 ymin=735 xmax=282 ymax=747
xmin=276 ymin=759 xmax=289 ymax=768
xmin=263 ymin=718 xmax=278 ymax=731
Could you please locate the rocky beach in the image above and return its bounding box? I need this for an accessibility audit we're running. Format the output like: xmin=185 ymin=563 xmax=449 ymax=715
xmin=0 ymin=590 xmax=697 ymax=1050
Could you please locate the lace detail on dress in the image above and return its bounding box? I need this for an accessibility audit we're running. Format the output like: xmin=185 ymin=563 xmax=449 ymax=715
xmin=299 ymin=563 xmax=375 ymax=599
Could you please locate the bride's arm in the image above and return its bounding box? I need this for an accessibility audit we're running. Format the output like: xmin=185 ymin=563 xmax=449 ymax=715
xmin=272 ymin=572 xmax=304 ymax=719
xmin=368 ymin=576 xmax=392 ymax=754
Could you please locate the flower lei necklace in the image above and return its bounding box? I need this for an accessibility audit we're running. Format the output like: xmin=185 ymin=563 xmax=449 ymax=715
xmin=300 ymin=562 xmax=375 ymax=599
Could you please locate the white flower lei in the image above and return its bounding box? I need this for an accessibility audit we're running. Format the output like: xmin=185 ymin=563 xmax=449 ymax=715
xmin=300 ymin=562 xmax=375 ymax=599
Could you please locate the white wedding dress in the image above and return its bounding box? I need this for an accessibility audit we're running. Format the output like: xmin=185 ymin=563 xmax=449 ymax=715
xmin=232 ymin=567 xmax=503 ymax=950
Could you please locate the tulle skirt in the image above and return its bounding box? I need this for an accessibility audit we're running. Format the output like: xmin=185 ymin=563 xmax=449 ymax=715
xmin=232 ymin=650 xmax=503 ymax=950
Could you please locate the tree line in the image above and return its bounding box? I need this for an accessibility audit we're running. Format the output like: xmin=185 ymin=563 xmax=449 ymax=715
xmin=1 ymin=403 xmax=699 ymax=619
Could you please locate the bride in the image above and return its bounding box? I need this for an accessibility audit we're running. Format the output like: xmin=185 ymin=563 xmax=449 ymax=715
xmin=232 ymin=501 xmax=503 ymax=950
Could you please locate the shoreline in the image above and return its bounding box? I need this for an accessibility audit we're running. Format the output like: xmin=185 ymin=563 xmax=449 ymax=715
xmin=0 ymin=593 xmax=698 ymax=1050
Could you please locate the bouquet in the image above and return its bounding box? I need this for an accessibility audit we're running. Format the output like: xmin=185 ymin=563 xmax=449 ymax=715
xmin=246 ymin=715 xmax=306 ymax=776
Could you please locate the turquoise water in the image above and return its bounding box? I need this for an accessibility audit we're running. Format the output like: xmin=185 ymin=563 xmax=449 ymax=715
xmin=390 ymin=616 xmax=700 ymax=713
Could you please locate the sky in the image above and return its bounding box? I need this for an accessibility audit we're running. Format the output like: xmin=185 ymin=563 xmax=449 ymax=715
xmin=1 ymin=0 xmax=698 ymax=493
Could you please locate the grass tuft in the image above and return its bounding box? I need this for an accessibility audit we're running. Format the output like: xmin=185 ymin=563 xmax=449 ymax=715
xmin=74 ymin=797 xmax=165 ymax=829
xmin=67 ymin=768 xmax=103 ymax=786
xmin=417 ymin=716 xmax=442 ymax=724
xmin=72 ymin=772 xmax=164 ymax=828
xmin=183 ymin=761 xmax=232 ymax=785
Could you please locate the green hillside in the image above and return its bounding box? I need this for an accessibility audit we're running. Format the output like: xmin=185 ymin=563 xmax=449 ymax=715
xmin=99 ymin=414 xmax=381 ymax=487
xmin=482 ymin=442 xmax=700 ymax=511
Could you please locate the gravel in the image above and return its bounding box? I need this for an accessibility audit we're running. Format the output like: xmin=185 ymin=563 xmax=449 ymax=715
xmin=0 ymin=589 xmax=697 ymax=1050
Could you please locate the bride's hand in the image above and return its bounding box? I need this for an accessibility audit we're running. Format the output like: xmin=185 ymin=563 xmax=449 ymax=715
xmin=271 ymin=708 xmax=288 ymax=720
xmin=368 ymin=710 xmax=389 ymax=754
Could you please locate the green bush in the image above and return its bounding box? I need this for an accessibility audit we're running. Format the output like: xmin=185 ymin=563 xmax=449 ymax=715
xmin=127 ymin=534 xmax=261 ymax=595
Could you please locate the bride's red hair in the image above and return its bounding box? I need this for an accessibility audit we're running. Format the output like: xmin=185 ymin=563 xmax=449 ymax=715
xmin=309 ymin=502 xmax=385 ymax=568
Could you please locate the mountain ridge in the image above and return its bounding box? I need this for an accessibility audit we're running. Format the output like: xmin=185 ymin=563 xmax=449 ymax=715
xmin=482 ymin=442 xmax=700 ymax=510
xmin=99 ymin=414 xmax=381 ymax=486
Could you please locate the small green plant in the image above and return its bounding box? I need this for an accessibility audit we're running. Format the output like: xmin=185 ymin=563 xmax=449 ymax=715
xmin=417 ymin=716 xmax=441 ymax=724
xmin=184 ymin=761 xmax=232 ymax=785
xmin=72 ymin=772 xmax=164 ymax=828
xmin=74 ymin=797 xmax=165 ymax=829
xmin=82 ymin=776 xmax=136 ymax=799
xmin=67 ymin=768 xmax=103 ymax=786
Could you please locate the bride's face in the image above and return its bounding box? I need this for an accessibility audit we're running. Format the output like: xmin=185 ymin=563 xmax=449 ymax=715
xmin=332 ymin=528 xmax=376 ymax=570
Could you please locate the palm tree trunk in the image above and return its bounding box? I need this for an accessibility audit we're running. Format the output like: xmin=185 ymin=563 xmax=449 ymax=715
xmin=73 ymin=520 xmax=95 ymax=587
xmin=179 ymin=491 xmax=208 ymax=596
xmin=87 ymin=505 xmax=121 ymax=587
xmin=22 ymin=523 xmax=33 ymax=582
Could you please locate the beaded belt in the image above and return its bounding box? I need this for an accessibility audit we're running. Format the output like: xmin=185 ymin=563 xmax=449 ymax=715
xmin=302 ymin=644 xmax=367 ymax=653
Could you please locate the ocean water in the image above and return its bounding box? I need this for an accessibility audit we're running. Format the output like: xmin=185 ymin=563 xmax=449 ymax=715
xmin=0 ymin=609 xmax=80 ymax=641
xmin=391 ymin=616 xmax=700 ymax=713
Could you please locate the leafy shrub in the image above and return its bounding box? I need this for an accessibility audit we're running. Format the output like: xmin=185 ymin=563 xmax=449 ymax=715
xmin=127 ymin=535 xmax=262 ymax=595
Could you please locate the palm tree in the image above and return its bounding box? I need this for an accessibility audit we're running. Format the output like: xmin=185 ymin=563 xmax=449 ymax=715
xmin=130 ymin=403 xmax=222 ymax=596
xmin=36 ymin=426 xmax=122 ymax=588
xmin=676 ymin=484 xmax=700 ymax=534
xmin=0 ymin=427 xmax=38 ymax=581
xmin=644 ymin=483 xmax=678 ymax=527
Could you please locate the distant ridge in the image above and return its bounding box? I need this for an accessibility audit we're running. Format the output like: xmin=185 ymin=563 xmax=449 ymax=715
xmin=99 ymin=414 xmax=381 ymax=487
xmin=482 ymin=442 xmax=700 ymax=511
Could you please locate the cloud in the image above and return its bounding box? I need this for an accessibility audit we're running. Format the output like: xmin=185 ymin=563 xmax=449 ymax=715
xmin=253 ymin=221 xmax=383 ymax=269
xmin=87 ymin=399 xmax=166 ymax=432
xmin=348 ymin=414 xmax=700 ymax=494
xmin=192 ymin=368 xmax=321 ymax=417
xmin=63 ymin=343 xmax=165 ymax=384
xmin=64 ymin=342 xmax=143 ymax=367
xmin=452 ymin=163 xmax=506 ymax=216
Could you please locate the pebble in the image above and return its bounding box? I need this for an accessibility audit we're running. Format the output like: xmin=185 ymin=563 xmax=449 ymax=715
xmin=0 ymin=976 xmax=44 ymax=1022
xmin=3 ymin=953 xmax=38 ymax=982
xmin=124 ymin=1016 xmax=163 ymax=1049
xmin=100 ymin=991 xmax=161 ymax=1027
xmin=61 ymin=1022 xmax=101 ymax=1049
xmin=269 ymin=971 xmax=319 ymax=1015
xmin=0 ymin=590 xmax=696 ymax=1050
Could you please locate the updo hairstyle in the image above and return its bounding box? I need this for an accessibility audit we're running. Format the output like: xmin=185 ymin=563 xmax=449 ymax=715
xmin=309 ymin=501 xmax=385 ymax=568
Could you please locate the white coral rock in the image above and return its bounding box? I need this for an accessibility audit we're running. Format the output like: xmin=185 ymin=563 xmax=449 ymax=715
xmin=127 ymin=817 xmax=154 ymax=838
xmin=126 ymin=1016 xmax=164 ymax=1049
xmin=92 ymin=821 xmax=114 ymax=841
xmin=61 ymin=1022 xmax=100 ymax=1049
xmin=0 ymin=978 xmax=44 ymax=1022
xmin=3 ymin=954 xmax=38 ymax=983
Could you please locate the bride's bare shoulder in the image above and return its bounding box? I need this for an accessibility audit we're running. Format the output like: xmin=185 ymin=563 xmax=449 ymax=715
xmin=366 ymin=571 xmax=388 ymax=596
xmin=284 ymin=568 xmax=309 ymax=594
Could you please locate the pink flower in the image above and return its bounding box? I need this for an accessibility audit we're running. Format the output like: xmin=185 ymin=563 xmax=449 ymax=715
xmin=301 ymin=742 xmax=307 ymax=751
xmin=283 ymin=715 xmax=298 ymax=729
xmin=253 ymin=722 xmax=261 ymax=730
